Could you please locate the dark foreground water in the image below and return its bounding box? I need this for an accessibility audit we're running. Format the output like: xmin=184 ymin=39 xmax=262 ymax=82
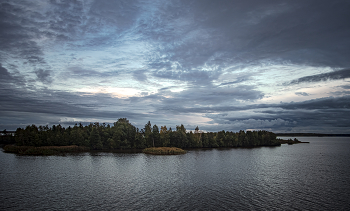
xmin=1 ymin=137 xmax=350 ymax=210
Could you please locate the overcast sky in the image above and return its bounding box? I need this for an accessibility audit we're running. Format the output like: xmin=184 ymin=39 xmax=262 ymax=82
xmin=1 ymin=0 xmax=350 ymax=133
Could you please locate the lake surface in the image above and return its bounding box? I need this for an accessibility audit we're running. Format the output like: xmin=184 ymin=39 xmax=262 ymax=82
xmin=1 ymin=137 xmax=350 ymax=210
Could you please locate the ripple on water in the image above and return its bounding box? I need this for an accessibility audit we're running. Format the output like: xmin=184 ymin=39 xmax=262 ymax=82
xmin=1 ymin=137 xmax=350 ymax=210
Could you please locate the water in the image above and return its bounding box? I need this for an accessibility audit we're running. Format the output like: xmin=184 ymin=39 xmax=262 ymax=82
xmin=1 ymin=137 xmax=350 ymax=210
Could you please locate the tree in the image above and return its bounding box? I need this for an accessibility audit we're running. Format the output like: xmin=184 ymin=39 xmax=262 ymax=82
xmin=187 ymin=131 xmax=196 ymax=147
xmin=144 ymin=121 xmax=153 ymax=147
xmin=208 ymin=132 xmax=218 ymax=148
xmin=201 ymin=133 xmax=209 ymax=147
xmin=135 ymin=128 xmax=146 ymax=148
xmin=152 ymin=125 xmax=160 ymax=147
xmin=175 ymin=124 xmax=187 ymax=148
xmin=160 ymin=126 xmax=170 ymax=147
xmin=89 ymin=127 xmax=103 ymax=150
xmin=107 ymin=138 xmax=117 ymax=149
xmin=194 ymin=126 xmax=202 ymax=147
xmin=216 ymin=130 xmax=225 ymax=147
xmin=238 ymin=130 xmax=245 ymax=147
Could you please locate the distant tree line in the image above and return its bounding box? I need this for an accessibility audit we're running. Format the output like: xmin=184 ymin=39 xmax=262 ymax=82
xmin=7 ymin=118 xmax=280 ymax=149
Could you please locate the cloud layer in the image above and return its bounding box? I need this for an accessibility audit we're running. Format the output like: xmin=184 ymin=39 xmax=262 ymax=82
xmin=0 ymin=0 xmax=349 ymax=133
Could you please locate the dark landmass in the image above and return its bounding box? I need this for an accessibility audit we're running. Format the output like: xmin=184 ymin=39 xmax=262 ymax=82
xmin=1 ymin=118 xmax=303 ymax=155
xmin=143 ymin=147 xmax=186 ymax=155
xmin=277 ymin=138 xmax=309 ymax=145
xmin=276 ymin=133 xmax=350 ymax=137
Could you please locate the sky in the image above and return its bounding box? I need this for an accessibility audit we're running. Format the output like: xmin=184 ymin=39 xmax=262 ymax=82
xmin=1 ymin=0 xmax=350 ymax=133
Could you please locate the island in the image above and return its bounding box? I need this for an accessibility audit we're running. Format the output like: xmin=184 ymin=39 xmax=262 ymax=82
xmin=1 ymin=118 xmax=306 ymax=155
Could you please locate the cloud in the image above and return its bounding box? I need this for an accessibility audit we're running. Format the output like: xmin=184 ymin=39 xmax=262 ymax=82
xmin=278 ymin=96 xmax=350 ymax=110
xmin=155 ymin=85 xmax=264 ymax=110
xmin=35 ymin=69 xmax=52 ymax=83
xmin=0 ymin=64 xmax=12 ymax=80
xmin=89 ymin=0 xmax=140 ymax=30
xmin=1 ymin=0 xmax=350 ymax=133
xmin=143 ymin=0 xmax=350 ymax=73
xmin=218 ymin=77 xmax=249 ymax=87
xmin=151 ymin=95 xmax=350 ymax=132
xmin=153 ymin=69 xmax=220 ymax=85
xmin=340 ymin=85 xmax=350 ymax=90
xmin=295 ymin=92 xmax=309 ymax=96
xmin=0 ymin=64 xmax=26 ymax=87
xmin=133 ymin=70 xmax=147 ymax=82
xmin=286 ymin=69 xmax=350 ymax=85
xmin=0 ymin=88 xmax=147 ymax=125
xmin=197 ymin=96 xmax=350 ymax=133
xmin=0 ymin=2 xmax=46 ymax=64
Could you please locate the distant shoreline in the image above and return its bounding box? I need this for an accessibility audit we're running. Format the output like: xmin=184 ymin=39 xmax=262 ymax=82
xmin=276 ymin=133 xmax=350 ymax=137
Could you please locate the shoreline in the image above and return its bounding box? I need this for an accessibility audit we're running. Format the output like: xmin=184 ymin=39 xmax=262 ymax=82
xmin=143 ymin=147 xmax=186 ymax=155
xmin=2 ymin=141 xmax=293 ymax=156
xmin=2 ymin=137 xmax=312 ymax=156
xmin=2 ymin=145 xmax=90 ymax=155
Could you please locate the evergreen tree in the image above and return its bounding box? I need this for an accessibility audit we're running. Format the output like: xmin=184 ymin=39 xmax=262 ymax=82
xmin=144 ymin=121 xmax=153 ymax=147
xmin=160 ymin=126 xmax=170 ymax=147
xmin=89 ymin=127 xmax=103 ymax=149
xmin=152 ymin=125 xmax=160 ymax=147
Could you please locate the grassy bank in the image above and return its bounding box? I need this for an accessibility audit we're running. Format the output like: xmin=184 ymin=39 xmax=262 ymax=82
xmin=3 ymin=145 xmax=89 ymax=155
xmin=143 ymin=147 xmax=186 ymax=155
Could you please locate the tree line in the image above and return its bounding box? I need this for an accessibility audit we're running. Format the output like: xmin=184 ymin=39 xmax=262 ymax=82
xmin=9 ymin=118 xmax=280 ymax=149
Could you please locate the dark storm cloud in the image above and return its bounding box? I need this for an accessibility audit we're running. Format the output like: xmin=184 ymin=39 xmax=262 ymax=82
xmin=45 ymin=0 xmax=86 ymax=41
xmin=286 ymin=69 xmax=350 ymax=85
xmin=0 ymin=1 xmax=51 ymax=64
xmin=88 ymin=0 xmax=140 ymax=29
xmin=145 ymin=85 xmax=265 ymax=114
xmin=51 ymin=0 xmax=142 ymax=49
xmin=0 ymin=0 xmax=125 ymax=63
xmin=216 ymin=112 xmax=350 ymax=132
xmin=0 ymin=64 xmax=14 ymax=81
xmin=339 ymin=85 xmax=350 ymax=90
xmin=144 ymin=0 xmax=350 ymax=71
xmin=0 ymin=64 xmax=25 ymax=86
xmin=155 ymin=95 xmax=350 ymax=115
xmin=2 ymin=0 xmax=350 ymax=67
xmin=261 ymin=109 xmax=350 ymax=131
xmin=0 ymin=67 xmax=144 ymax=128
xmin=0 ymin=87 xmax=146 ymax=123
xmin=35 ymin=69 xmax=52 ymax=83
xmin=278 ymin=96 xmax=350 ymax=110
xmin=198 ymin=96 xmax=350 ymax=132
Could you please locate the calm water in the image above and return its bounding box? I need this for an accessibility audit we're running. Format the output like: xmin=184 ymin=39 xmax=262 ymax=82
xmin=1 ymin=137 xmax=350 ymax=210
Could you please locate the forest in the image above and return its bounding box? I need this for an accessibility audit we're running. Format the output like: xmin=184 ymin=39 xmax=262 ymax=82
xmin=1 ymin=118 xmax=281 ymax=150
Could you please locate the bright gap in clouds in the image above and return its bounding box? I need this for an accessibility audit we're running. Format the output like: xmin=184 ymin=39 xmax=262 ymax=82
xmin=77 ymin=87 xmax=141 ymax=98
